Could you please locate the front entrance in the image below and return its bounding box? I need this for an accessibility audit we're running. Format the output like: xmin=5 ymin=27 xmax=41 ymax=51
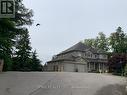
xmin=88 ymin=62 xmax=107 ymax=73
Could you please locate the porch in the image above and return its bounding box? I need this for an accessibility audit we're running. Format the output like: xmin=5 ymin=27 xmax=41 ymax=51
xmin=87 ymin=62 xmax=108 ymax=73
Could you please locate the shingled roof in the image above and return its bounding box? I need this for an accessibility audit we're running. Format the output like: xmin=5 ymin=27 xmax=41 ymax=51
xmin=59 ymin=42 xmax=106 ymax=55
xmin=47 ymin=42 xmax=107 ymax=63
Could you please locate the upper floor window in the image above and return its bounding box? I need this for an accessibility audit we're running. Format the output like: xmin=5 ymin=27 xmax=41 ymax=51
xmin=95 ymin=54 xmax=97 ymax=58
xmin=84 ymin=53 xmax=87 ymax=56
xmin=88 ymin=52 xmax=90 ymax=57
xmin=90 ymin=54 xmax=92 ymax=57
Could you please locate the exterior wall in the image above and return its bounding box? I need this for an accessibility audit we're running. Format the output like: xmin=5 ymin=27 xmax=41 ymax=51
xmin=53 ymin=51 xmax=108 ymax=61
xmin=46 ymin=62 xmax=64 ymax=72
xmin=63 ymin=61 xmax=87 ymax=72
xmin=46 ymin=50 xmax=108 ymax=73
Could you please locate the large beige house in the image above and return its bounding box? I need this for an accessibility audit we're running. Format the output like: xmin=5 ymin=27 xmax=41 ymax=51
xmin=45 ymin=42 xmax=108 ymax=73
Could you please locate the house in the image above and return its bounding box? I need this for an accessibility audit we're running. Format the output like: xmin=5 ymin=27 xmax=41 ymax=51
xmin=45 ymin=42 xmax=108 ymax=73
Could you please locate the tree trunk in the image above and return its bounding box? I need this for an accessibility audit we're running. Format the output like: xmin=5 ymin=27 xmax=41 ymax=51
xmin=0 ymin=59 xmax=4 ymax=72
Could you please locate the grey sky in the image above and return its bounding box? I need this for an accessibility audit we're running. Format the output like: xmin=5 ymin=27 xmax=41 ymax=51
xmin=23 ymin=0 xmax=127 ymax=64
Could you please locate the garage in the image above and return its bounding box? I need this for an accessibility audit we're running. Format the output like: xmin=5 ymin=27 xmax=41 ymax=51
xmin=64 ymin=63 xmax=75 ymax=72
xmin=76 ymin=64 xmax=86 ymax=72
xmin=63 ymin=63 xmax=87 ymax=72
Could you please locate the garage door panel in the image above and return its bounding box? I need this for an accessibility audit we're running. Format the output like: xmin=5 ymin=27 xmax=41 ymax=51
xmin=77 ymin=65 xmax=84 ymax=72
xmin=77 ymin=64 xmax=87 ymax=72
xmin=64 ymin=64 xmax=74 ymax=72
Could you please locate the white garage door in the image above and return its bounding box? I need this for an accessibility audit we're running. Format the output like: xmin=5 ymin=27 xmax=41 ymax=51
xmin=77 ymin=64 xmax=86 ymax=72
xmin=64 ymin=64 xmax=75 ymax=72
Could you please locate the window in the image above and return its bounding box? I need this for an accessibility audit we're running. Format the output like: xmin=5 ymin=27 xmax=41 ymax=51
xmin=84 ymin=53 xmax=87 ymax=56
xmin=88 ymin=52 xmax=90 ymax=57
xmin=95 ymin=54 xmax=98 ymax=58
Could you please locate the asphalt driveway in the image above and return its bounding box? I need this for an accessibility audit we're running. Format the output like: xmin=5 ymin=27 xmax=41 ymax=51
xmin=0 ymin=72 xmax=126 ymax=95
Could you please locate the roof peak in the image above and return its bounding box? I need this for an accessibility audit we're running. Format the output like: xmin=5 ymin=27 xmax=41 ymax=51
xmin=57 ymin=42 xmax=106 ymax=55
xmin=59 ymin=42 xmax=90 ymax=54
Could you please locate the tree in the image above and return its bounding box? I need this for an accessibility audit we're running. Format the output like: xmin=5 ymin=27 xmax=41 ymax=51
xmin=84 ymin=32 xmax=109 ymax=51
xmin=12 ymin=28 xmax=32 ymax=71
xmin=108 ymin=27 xmax=127 ymax=75
xmin=31 ymin=50 xmax=42 ymax=71
xmin=97 ymin=32 xmax=109 ymax=51
xmin=0 ymin=19 xmax=17 ymax=70
xmin=109 ymin=27 xmax=127 ymax=53
xmin=11 ymin=0 xmax=33 ymax=26
xmin=108 ymin=53 xmax=127 ymax=75
xmin=0 ymin=0 xmax=33 ymax=71
xmin=84 ymin=39 xmax=97 ymax=48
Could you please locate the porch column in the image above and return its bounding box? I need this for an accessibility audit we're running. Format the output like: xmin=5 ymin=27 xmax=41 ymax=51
xmin=89 ymin=63 xmax=91 ymax=71
xmin=99 ymin=63 xmax=101 ymax=73
xmin=88 ymin=62 xmax=91 ymax=71
xmin=87 ymin=63 xmax=89 ymax=71
xmin=103 ymin=63 xmax=104 ymax=73
xmin=99 ymin=63 xmax=100 ymax=70
xmin=61 ymin=65 xmax=64 ymax=72
xmin=94 ymin=62 xmax=96 ymax=70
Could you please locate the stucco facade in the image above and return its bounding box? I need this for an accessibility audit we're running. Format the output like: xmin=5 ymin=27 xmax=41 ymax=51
xmin=45 ymin=42 xmax=108 ymax=73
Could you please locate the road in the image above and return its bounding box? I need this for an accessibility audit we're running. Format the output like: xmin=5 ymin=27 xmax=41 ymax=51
xmin=0 ymin=72 xmax=126 ymax=95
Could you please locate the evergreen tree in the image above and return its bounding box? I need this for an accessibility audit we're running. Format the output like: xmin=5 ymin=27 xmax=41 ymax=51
xmin=12 ymin=0 xmax=33 ymax=26
xmin=12 ymin=28 xmax=32 ymax=71
xmin=0 ymin=0 xmax=33 ymax=71
xmin=0 ymin=19 xmax=17 ymax=70
xmin=31 ymin=50 xmax=42 ymax=71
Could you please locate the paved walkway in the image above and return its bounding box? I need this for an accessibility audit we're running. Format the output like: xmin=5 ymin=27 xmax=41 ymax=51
xmin=0 ymin=72 xmax=126 ymax=95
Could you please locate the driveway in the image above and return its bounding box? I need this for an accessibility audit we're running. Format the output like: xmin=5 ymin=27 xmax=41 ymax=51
xmin=0 ymin=72 xmax=126 ymax=95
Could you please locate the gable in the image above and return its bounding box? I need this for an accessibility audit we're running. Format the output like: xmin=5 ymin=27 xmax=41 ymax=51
xmin=85 ymin=51 xmax=93 ymax=57
xmin=75 ymin=57 xmax=86 ymax=63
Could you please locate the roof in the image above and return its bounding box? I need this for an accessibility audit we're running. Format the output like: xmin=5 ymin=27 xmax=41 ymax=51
xmin=59 ymin=42 xmax=106 ymax=55
xmin=47 ymin=42 xmax=107 ymax=63
xmin=60 ymin=42 xmax=89 ymax=54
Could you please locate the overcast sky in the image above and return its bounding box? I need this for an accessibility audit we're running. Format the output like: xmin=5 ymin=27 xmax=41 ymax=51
xmin=23 ymin=0 xmax=127 ymax=64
